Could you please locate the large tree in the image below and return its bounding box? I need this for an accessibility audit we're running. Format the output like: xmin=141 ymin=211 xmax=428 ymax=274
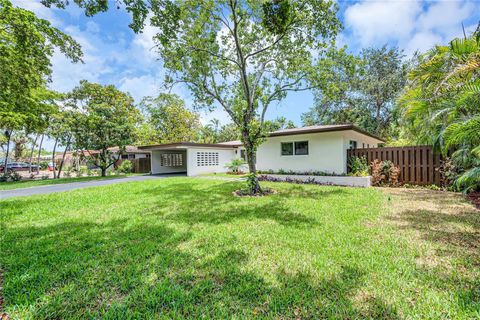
xmin=0 ymin=0 xmax=82 ymax=170
xmin=151 ymin=0 xmax=340 ymax=194
xmin=67 ymin=81 xmax=140 ymax=177
xmin=302 ymin=46 xmax=409 ymax=138
xmin=42 ymin=0 xmax=340 ymax=194
xmin=136 ymin=93 xmax=201 ymax=145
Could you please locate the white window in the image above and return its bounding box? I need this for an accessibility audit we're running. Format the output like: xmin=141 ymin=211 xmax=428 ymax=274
xmin=196 ymin=152 xmax=219 ymax=166
xmin=281 ymin=141 xmax=309 ymax=156
xmin=160 ymin=153 xmax=183 ymax=167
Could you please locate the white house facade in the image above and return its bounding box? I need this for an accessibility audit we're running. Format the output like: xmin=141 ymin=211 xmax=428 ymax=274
xmin=138 ymin=124 xmax=384 ymax=177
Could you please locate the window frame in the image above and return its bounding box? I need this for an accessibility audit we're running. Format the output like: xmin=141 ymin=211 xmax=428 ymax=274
xmin=281 ymin=142 xmax=294 ymax=156
xmin=294 ymin=141 xmax=309 ymax=156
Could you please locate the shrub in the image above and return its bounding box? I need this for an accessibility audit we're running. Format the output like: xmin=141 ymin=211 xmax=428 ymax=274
xmin=224 ymin=158 xmax=247 ymax=174
xmin=118 ymin=160 xmax=133 ymax=174
xmin=10 ymin=171 xmax=22 ymax=182
xmin=39 ymin=161 xmax=48 ymax=170
xmin=348 ymin=156 xmax=369 ymax=177
xmin=63 ymin=168 xmax=72 ymax=178
xmin=370 ymin=159 xmax=400 ymax=187
xmin=0 ymin=173 xmax=9 ymax=182
xmin=41 ymin=175 xmax=49 ymax=180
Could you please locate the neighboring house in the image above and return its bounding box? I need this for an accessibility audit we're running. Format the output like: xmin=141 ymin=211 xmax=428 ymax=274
xmin=54 ymin=146 xmax=150 ymax=168
xmin=108 ymin=146 xmax=151 ymax=160
xmin=138 ymin=124 xmax=384 ymax=176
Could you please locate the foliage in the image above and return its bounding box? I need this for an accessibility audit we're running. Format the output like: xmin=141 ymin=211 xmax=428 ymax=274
xmin=0 ymin=0 xmax=82 ymax=168
xmin=348 ymin=156 xmax=369 ymax=177
xmin=39 ymin=161 xmax=48 ymax=170
xmin=146 ymin=0 xmax=340 ymax=194
xmin=370 ymin=159 xmax=400 ymax=187
xmin=118 ymin=160 xmax=133 ymax=174
xmin=66 ymin=81 xmax=140 ymax=177
xmin=136 ymin=93 xmax=201 ymax=145
xmin=224 ymin=158 xmax=247 ymax=174
xmin=302 ymin=46 xmax=410 ymax=137
xmin=398 ymin=27 xmax=480 ymax=193
xmin=436 ymin=158 xmax=460 ymax=190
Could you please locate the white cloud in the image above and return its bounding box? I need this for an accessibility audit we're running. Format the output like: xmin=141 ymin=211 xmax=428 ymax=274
xmin=119 ymin=75 xmax=160 ymax=102
xmin=343 ymin=0 xmax=480 ymax=55
xmin=345 ymin=0 xmax=421 ymax=46
xmin=404 ymin=31 xmax=442 ymax=55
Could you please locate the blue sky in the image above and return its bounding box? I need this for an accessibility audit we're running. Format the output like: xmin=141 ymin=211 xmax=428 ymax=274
xmin=13 ymin=0 xmax=480 ymax=149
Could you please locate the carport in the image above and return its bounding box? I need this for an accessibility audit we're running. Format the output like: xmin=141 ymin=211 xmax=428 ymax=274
xmin=137 ymin=142 xmax=241 ymax=176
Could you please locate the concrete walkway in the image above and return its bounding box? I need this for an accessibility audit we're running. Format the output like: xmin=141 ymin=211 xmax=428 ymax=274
xmin=0 ymin=174 xmax=182 ymax=200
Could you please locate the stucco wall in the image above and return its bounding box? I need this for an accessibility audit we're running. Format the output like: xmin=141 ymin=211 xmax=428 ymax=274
xmin=186 ymin=148 xmax=237 ymax=176
xmin=151 ymin=150 xmax=187 ymax=174
xmin=256 ymin=131 xmax=346 ymax=174
xmin=256 ymin=130 xmax=382 ymax=174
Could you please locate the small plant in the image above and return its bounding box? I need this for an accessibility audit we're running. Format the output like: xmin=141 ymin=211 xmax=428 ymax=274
xmin=370 ymin=159 xmax=400 ymax=187
xmin=348 ymin=156 xmax=369 ymax=177
xmin=39 ymin=161 xmax=49 ymax=170
xmin=41 ymin=175 xmax=49 ymax=180
xmin=10 ymin=171 xmax=22 ymax=182
xmin=118 ymin=160 xmax=133 ymax=174
xmin=224 ymin=158 xmax=247 ymax=174
xmin=0 ymin=173 xmax=9 ymax=182
xmin=63 ymin=168 xmax=72 ymax=178
xmin=86 ymin=169 xmax=93 ymax=176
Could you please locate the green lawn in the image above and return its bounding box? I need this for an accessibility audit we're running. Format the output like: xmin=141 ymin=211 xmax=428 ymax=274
xmin=0 ymin=174 xmax=134 ymax=190
xmin=0 ymin=178 xmax=478 ymax=319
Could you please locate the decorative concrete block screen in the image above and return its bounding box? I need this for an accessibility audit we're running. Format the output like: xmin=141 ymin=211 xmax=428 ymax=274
xmin=196 ymin=152 xmax=219 ymax=167
xmin=160 ymin=153 xmax=183 ymax=167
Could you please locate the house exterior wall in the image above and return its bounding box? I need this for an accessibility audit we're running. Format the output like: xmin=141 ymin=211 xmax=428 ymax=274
xmin=186 ymin=148 xmax=237 ymax=176
xmin=256 ymin=130 xmax=382 ymax=174
xmin=151 ymin=150 xmax=187 ymax=174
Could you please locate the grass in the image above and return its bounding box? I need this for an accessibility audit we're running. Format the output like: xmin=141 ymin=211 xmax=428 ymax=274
xmin=0 ymin=178 xmax=478 ymax=319
xmin=0 ymin=174 xmax=136 ymax=191
xmin=201 ymin=172 xmax=248 ymax=178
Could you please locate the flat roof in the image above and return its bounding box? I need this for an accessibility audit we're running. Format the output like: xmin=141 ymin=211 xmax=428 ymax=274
xmin=268 ymin=124 xmax=385 ymax=142
xmin=138 ymin=142 xmax=237 ymax=150
xmin=138 ymin=125 xmax=384 ymax=150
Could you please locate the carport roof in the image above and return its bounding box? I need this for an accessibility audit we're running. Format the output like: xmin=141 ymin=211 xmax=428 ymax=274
xmin=137 ymin=142 xmax=238 ymax=150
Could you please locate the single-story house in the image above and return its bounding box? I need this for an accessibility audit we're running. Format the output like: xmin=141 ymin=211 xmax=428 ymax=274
xmin=137 ymin=124 xmax=384 ymax=176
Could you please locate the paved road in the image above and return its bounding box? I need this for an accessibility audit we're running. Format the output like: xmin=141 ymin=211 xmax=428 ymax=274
xmin=0 ymin=174 xmax=183 ymax=200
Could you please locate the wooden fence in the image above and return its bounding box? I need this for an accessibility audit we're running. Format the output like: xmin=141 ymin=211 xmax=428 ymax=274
xmin=117 ymin=158 xmax=151 ymax=174
xmin=347 ymin=146 xmax=442 ymax=186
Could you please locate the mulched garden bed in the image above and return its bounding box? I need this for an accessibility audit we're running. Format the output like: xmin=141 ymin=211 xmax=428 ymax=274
xmin=466 ymin=191 xmax=480 ymax=209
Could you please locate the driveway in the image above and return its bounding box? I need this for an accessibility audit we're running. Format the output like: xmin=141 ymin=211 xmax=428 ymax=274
xmin=0 ymin=174 xmax=183 ymax=200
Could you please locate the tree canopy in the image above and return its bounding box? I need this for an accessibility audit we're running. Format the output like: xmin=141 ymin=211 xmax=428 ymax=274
xmin=302 ymin=46 xmax=410 ymax=138
xmin=398 ymin=27 xmax=480 ymax=192
xmin=66 ymin=81 xmax=140 ymax=176
xmin=0 ymin=0 xmax=82 ymax=168
xmin=136 ymin=93 xmax=201 ymax=145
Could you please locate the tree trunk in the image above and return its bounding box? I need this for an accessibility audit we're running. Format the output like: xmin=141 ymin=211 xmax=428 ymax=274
xmin=36 ymin=134 xmax=44 ymax=174
xmin=243 ymin=133 xmax=262 ymax=194
xmin=52 ymin=138 xmax=58 ymax=179
xmin=3 ymin=130 xmax=12 ymax=175
xmin=101 ymin=167 xmax=107 ymax=177
xmin=29 ymin=135 xmax=39 ymax=173
xmin=57 ymin=139 xmax=71 ymax=179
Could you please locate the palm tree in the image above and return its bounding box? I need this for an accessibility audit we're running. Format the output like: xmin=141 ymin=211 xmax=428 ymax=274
xmin=399 ymin=25 xmax=480 ymax=192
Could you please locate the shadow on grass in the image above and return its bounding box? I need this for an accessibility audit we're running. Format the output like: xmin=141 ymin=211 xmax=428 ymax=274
xmin=384 ymin=189 xmax=480 ymax=316
xmin=136 ymin=180 xmax=349 ymax=227
xmin=0 ymin=179 xmax=400 ymax=318
xmin=1 ymin=217 xmax=398 ymax=318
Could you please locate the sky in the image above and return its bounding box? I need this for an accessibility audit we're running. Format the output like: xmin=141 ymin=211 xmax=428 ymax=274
xmin=12 ymin=0 xmax=480 ymax=150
